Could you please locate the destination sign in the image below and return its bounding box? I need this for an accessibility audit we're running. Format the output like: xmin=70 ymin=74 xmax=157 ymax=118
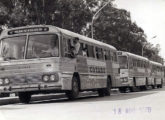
xmin=8 ymin=27 xmax=49 ymax=35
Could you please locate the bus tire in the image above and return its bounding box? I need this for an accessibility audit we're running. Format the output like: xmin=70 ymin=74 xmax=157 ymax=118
xmin=66 ymin=76 xmax=79 ymax=100
xmin=18 ymin=92 xmax=31 ymax=104
xmin=98 ymin=89 xmax=105 ymax=97
xmin=144 ymin=78 xmax=148 ymax=90
xmin=131 ymin=77 xmax=137 ymax=92
xmin=160 ymin=80 xmax=163 ymax=88
xmin=104 ymin=77 xmax=111 ymax=96
xmin=152 ymin=79 xmax=156 ymax=89
xmin=119 ymin=87 xmax=126 ymax=93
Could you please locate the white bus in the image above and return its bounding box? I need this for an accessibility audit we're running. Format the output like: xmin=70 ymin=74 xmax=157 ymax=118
xmin=117 ymin=51 xmax=150 ymax=92
xmin=150 ymin=60 xmax=164 ymax=88
xmin=0 ymin=25 xmax=119 ymax=103
xmin=117 ymin=51 xmax=164 ymax=92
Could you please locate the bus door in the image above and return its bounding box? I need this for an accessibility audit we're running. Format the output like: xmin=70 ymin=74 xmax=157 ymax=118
xmin=104 ymin=50 xmax=114 ymax=86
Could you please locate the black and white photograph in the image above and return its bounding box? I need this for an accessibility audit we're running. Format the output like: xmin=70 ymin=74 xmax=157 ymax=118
xmin=0 ymin=0 xmax=165 ymax=120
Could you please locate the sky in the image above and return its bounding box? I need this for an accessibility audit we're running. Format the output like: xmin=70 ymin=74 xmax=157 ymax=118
xmin=114 ymin=0 xmax=165 ymax=58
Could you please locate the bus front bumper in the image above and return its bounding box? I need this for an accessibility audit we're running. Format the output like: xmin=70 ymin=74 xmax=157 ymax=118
xmin=0 ymin=83 xmax=62 ymax=93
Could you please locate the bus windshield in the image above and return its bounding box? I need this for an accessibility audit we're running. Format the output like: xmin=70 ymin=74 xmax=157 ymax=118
xmin=1 ymin=36 xmax=26 ymax=60
xmin=118 ymin=56 xmax=128 ymax=69
xmin=0 ymin=34 xmax=59 ymax=60
xmin=26 ymin=34 xmax=59 ymax=59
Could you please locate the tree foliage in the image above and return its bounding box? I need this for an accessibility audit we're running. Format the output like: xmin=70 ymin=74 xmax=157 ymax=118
xmin=0 ymin=0 xmax=163 ymax=63
xmin=91 ymin=4 xmax=162 ymax=63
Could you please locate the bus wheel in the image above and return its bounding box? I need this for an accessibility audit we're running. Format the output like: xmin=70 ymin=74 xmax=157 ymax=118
xmin=66 ymin=76 xmax=79 ymax=100
xmin=104 ymin=77 xmax=111 ymax=96
xmin=152 ymin=79 xmax=156 ymax=89
xmin=98 ymin=89 xmax=105 ymax=97
xmin=160 ymin=80 xmax=163 ymax=88
xmin=119 ymin=87 xmax=126 ymax=93
xmin=131 ymin=78 xmax=137 ymax=92
xmin=144 ymin=78 xmax=149 ymax=90
xmin=18 ymin=92 xmax=31 ymax=104
xmin=125 ymin=87 xmax=131 ymax=93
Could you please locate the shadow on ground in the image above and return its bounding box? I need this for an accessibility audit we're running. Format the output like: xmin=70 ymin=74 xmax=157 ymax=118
xmin=0 ymin=87 xmax=164 ymax=106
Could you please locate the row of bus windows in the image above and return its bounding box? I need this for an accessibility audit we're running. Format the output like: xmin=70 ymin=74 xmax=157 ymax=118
xmin=131 ymin=59 xmax=149 ymax=68
xmin=63 ymin=36 xmax=117 ymax=62
xmin=128 ymin=58 xmax=163 ymax=72
xmin=118 ymin=56 xmax=149 ymax=69
xmin=152 ymin=65 xmax=164 ymax=72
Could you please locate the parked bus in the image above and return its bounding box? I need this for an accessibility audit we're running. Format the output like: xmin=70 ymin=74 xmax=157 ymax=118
xmin=117 ymin=51 xmax=164 ymax=92
xmin=150 ymin=60 xmax=164 ymax=88
xmin=0 ymin=25 xmax=119 ymax=103
xmin=117 ymin=51 xmax=150 ymax=92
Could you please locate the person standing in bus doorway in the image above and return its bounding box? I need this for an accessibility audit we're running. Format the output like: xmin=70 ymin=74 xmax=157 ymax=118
xmin=0 ymin=42 xmax=9 ymax=60
xmin=72 ymin=37 xmax=80 ymax=55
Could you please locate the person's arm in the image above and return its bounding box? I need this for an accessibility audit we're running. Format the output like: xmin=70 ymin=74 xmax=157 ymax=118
xmin=74 ymin=43 xmax=80 ymax=54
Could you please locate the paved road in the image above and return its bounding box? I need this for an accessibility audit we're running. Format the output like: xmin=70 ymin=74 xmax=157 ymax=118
xmin=0 ymin=88 xmax=165 ymax=120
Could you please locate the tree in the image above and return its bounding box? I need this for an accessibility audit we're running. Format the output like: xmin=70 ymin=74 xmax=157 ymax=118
xmin=0 ymin=0 xmax=162 ymax=63
xmin=0 ymin=0 xmax=99 ymax=34
xmin=87 ymin=4 xmax=162 ymax=63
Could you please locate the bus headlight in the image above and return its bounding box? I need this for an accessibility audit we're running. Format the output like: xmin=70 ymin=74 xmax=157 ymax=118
xmin=4 ymin=78 xmax=10 ymax=84
xmin=121 ymin=77 xmax=128 ymax=82
xmin=50 ymin=73 xmax=59 ymax=82
xmin=124 ymin=79 xmax=127 ymax=82
xmin=50 ymin=75 xmax=55 ymax=81
xmin=42 ymin=75 xmax=49 ymax=82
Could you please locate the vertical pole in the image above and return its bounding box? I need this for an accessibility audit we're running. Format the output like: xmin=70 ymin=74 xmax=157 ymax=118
xmin=91 ymin=0 xmax=111 ymax=39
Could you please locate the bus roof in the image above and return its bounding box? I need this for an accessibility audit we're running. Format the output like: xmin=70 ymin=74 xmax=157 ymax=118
xmin=118 ymin=51 xmax=149 ymax=61
xmin=0 ymin=25 xmax=117 ymax=51
xmin=149 ymin=60 xmax=163 ymax=66
xmin=55 ymin=26 xmax=116 ymax=51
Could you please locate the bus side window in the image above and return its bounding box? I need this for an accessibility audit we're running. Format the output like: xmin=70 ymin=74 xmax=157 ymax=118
xmin=140 ymin=60 xmax=142 ymax=68
xmin=110 ymin=51 xmax=113 ymax=61
xmin=95 ymin=47 xmax=99 ymax=59
xmin=77 ymin=42 xmax=83 ymax=56
xmin=105 ymin=50 xmax=109 ymax=60
xmin=133 ymin=59 xmax=136 ymax=67
xmin=144 ymin=61 xmax=146 ymax=68
xmin=87 ymin=45 xmax=95 ymax=58
xmin=81 ymin=43 xmax=87 ymax=57
xmin=129 ymin=58 xmax=133 ymax=69
xmin=113 ymin=52 xmax=117 ymax=62
xmin=137 ymin=60 xmax=139 ymax=67
xmin=62 ymin=35 xmax=74 ymax=57
xmin=108 ymin=50 xmax=111 ymax=60
xmin=100 ymin=48 xmax=104 ymax=60
xmin=96 ymin=47 xmax=103 ymax=60
xmin=104 ymin=50 xmax=107 ymax=60
xmin=62 ymin=36 xmax=69 ymax=57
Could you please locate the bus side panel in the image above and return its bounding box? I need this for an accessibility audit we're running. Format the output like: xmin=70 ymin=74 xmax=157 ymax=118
xmin=76 ymin=56 xmax=89 ymax=90
xmin=80 ymin=59 xmax=107 ymax=90
xmin=134 ymin=68 xmax=146 ymax=86
xmin=59 ymin=57 xmax=76 ymax=90
xmin=106 ymin=60 xmax=115 ymax=86
xmin=112 ymin=62 xmax=120 ymax=87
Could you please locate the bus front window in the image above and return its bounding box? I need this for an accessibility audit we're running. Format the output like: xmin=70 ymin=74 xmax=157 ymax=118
xmin=118 ymin=56 xmax=128 ymax=69
xmin=1 ymin=36 xmax=26 ymax=60
xmin=27 ymin=34 xmax=59 ymax=59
